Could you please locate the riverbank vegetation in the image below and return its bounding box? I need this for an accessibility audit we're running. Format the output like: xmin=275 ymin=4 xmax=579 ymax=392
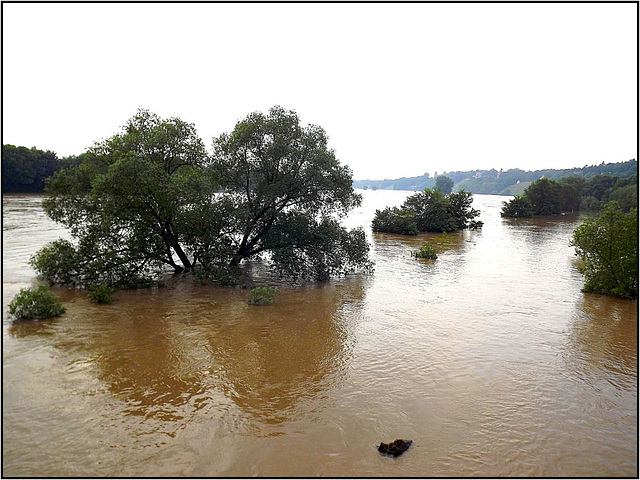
xmin=1 ymin=144 xmax=91 ymax=193
xmin=7 ymin=144 xmax=636 ymax=199
xmin=372 ymin=189 xmax=483 ymax=234
xmin=501 ymin=175 xmax=637 ymax=217
xmin=571 ymin=202 xmax=638 ymax=299
xmin=29 ymin=107 xmax=373 ymax=292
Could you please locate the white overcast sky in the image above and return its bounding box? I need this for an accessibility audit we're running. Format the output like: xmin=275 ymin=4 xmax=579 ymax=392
xmin=2 ymin=3 xmax=637 ymax=180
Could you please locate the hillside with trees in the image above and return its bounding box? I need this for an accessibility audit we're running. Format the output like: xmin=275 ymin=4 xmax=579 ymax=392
xmin=353 ymin=159 xmax=637 ymax=194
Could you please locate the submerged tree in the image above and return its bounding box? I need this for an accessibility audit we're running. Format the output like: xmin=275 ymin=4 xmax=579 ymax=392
xmin=372 ymin=188 xmax=482 ymax=234
xmin=35 ymin=109 xmax=212 ymax=288
xmin=207 ymin=106 xmax=371 ymax=282
xmin=32 ymin=107 xmax=372 ymax=289
xmin=571 ymin=202 xmax=638 ymax=299
xmin=501 ymin=195 xmax=533 ymax=218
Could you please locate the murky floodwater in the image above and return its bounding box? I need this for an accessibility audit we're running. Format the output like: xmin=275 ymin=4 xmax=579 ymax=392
xmin=2 ymin=191 xmax=637 ymax=477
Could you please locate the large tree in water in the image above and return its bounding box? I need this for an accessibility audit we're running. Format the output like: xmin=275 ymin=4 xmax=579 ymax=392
xmin=32 ymin=107 xmax=372 ymax=289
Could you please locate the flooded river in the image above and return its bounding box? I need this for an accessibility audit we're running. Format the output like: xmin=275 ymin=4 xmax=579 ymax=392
xmin=2 ymin=191 xmax=637 ymax=477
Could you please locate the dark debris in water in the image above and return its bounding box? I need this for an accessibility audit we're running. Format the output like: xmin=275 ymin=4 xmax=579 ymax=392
xmin=378 ymin=439 xmax=413 ymax=457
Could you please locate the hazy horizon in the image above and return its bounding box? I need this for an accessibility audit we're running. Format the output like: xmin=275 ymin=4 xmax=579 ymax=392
xmin=353 ymin=158 xmax=637 ymax=182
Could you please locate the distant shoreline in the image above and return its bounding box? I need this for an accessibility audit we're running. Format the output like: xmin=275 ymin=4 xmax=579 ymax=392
xmin=353 ymin=159 xmax=637 ymax=196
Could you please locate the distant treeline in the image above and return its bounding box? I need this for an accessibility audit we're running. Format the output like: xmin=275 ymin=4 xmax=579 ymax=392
xmin=353 ymin=159 xmax=638 ymax=195
xmin=501 ymin=175 xmax=637 ymax=217
xmin=3 ymin=144 xmax=638 ymax=198
xmin=2 ymin=145 xmax=90 ymax=193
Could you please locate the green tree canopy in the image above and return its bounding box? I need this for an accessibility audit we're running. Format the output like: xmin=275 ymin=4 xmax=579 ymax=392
xmin=372 ymin=188 xmax=482 ymax=234
xmin=208 ymin=106 xmax=370 ymax=281
xmin=571 ymin=202 xmax=638 ymax=299
xmin=523 ymin=178 xmax=564 ymax=215
xmin=39 ymin=109 xmax=210 ymax=284
xmin=500 ymin=195 xmax=533 ymax=218
xmin=32 ymin=107 xmax=372 ymax=289
xmin=2 ymin=145 xmax=61 ymax=192
xmin=435 ymin=175 xmax=454 ymax=194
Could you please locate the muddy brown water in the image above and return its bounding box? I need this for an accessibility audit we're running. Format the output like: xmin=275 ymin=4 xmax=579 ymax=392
xmin=2 ymin=191 xmax=637 ymax=477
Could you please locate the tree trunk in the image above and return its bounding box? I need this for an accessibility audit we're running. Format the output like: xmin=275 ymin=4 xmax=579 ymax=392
xmin=172 ymin=243 xmax=192 ymax=272
xmin=164 ymin=255 xmax=184 ymax=274
xmin=230 ymin=243 xmax=253 ymax=267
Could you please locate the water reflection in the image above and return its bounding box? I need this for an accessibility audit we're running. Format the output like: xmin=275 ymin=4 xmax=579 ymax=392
xmin=8 ymin=278 xmax=365 ymax=430
xmin=566 ymin=294 xmax=638 ymax=387
xmin=373 ymin=230 xmax=468 ymax=253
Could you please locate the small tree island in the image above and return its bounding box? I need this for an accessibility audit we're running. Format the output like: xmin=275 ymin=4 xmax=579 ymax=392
xmin=371 ymin=188 xmax=483 ymax=235
xmin=31 ymin=107 xmax=373 ymax=292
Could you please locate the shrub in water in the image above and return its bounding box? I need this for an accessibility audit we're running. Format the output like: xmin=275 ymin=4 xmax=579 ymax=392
xmin=249 ymin=286 xmax=277 ymax=305
xmin=371 ymin=207 xmax=419 ymax=235
xmin=412 ymin=244 xmax=438 ymax=259
xmin=8 ymin=285 xmax=66 ymax=320
xmin=88 ymin=284 xmax=116 ymax=304
xmin=501 ymin=195 xmax=533 ymax=218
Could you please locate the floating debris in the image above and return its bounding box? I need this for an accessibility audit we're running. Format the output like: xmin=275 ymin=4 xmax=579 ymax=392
xmin=378 ymin=439 xmax=413 ymax=457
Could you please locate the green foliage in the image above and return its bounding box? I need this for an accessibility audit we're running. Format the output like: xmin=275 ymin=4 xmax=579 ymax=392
xmin=412 ymin=244 xmax=438 ymax=259
xmin=209 ymin=106 xmax=372 ymax=282
xmin=579 ymin=196 xmax=602 ymax=212
xmin=435 ymin=175 xmax=454 ymax=194
xmin=2 ymin=145 xmax=62 ymax=193
xmin=502 ymin=174 xmax=638 ymax=217
xmin=29 ymin=239 xmax=82 ymax=286
xmin=434 ymin=232 xmax=456 ymax=246
xmin=39 ymin=109 xmax=211 ymax=288
xmin=448 ymin=190 xmax=483 ymax=229
xmin=8 ymin=286 xmax=66 ymax=320
xmin=523 ymin=178 xmax=565 ymax=215
xmin=571 ymin=202 xmax=638 ymax=299
xmin=267 ymin=216 xmax=372 ymax=281
xmin=501 ymin=195 xmax=533 ymax=217
xmin=405 ymin=189 xmax=457 ymax=232
xmin=371 ymin=207 xmax=419 ymax=235
xmin=609 ymin=183 xmax=638 ymax=212
xmin=583 ymin=175 xmax=617 ymax=201
xmin=372 ymin=189 xmax=481 ymax=234
xmin=34 ymin=107 xmax=372 ymax=289
xmin=249 ymin=286 xmax=278 ymax=305
xmin=87 ymin=285 xmax=116 ymax=304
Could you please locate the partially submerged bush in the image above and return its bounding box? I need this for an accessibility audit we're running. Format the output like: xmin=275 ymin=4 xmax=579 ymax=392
xmin=501 ymin=195 xmax=533 ymax=217
xmin=373 ymin=189 xmax=482 ymax=234
xmin=29 ymin=238 xmax=81 ymax=286
xmin=372 ymin=207 xmax=419 ymax=235
xmin=412 ymin=244 xmax=438 ymax=259
xmin=87 ymin=284 xmax=116 ymax=304
xmin=571 ymin=202 xmax=638 ymax=299
xmin=249 ymin=286 xmax=278 ymax=305
xmin=8 ymin=286 xmax=66 ymax=320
